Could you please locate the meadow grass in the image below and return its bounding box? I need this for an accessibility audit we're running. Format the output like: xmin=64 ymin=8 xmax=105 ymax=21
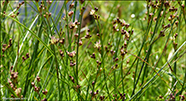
xmin=0 ymin=0 xmax=186 ymax=100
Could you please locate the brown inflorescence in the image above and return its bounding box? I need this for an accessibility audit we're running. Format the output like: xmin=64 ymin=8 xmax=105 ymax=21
xmin=8 ymin=66 xmax=23 ymax=98
xmin=2 ymin=38 xmax=13 ymax=53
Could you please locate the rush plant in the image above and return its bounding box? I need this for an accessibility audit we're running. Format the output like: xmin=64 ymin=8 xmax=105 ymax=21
xmin=0 ymin=0 xmax=185 ymax=100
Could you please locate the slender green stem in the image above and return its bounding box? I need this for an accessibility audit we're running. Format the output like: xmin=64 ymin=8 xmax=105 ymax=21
xmin=76 ymin=3 xmax=82 ymax=100
xmin=131 ymin=8 xmax=155 ymax=97
xmin=130 ymin=41 xmax=186 ymax=100
xmin=65 ymin=1 xmax=71 ymax=52
xmin=179 ymin=0 xmax=186 ymax=95
xmin=131 ymin=3 xmax=163 ymax=97
xmin=24 ymin=0 xmax=27 ymax=25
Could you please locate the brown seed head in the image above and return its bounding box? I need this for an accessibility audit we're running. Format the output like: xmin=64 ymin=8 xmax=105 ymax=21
xmin=68 ymin=11 xmax=74 ymax=17
xmin=26 ymin=53 xmax=29 ymax=58
xmin=31 ymin=82 xmax=35 ymax=87
xmin=36 ymin=76 xmax=41 ymax=82
xmin=69 ymin=3 xmax=74 ymax=9
xmin=94 ymin=7 xmax=98 ymax=12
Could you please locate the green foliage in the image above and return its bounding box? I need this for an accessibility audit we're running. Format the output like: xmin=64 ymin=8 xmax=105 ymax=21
xmin=0 ymin=0 xmax=186 ymax=101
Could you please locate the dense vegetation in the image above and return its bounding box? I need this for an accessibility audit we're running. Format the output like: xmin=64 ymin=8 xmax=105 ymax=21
xmin=0 ymin=0 xmax=186 ymax=100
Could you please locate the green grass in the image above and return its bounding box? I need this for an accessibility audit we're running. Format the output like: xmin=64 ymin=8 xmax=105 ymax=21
xmin=1 ymin=0 xmax=186 ymax=101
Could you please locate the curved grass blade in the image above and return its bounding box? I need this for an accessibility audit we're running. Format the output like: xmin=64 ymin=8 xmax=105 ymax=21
xmin=2 ymin=13 xmax=54 ymax=57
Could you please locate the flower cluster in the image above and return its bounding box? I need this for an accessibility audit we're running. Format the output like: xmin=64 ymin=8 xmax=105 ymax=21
xmin=8 ymin=66 xmax=23 ymax=98
xmin=22 ymin=53 xmax=29 ymax=62
xmin=2 ymin=38 xmax=12 ymax=53
xmin=31 ymin=76 xmax=48 ymax=100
